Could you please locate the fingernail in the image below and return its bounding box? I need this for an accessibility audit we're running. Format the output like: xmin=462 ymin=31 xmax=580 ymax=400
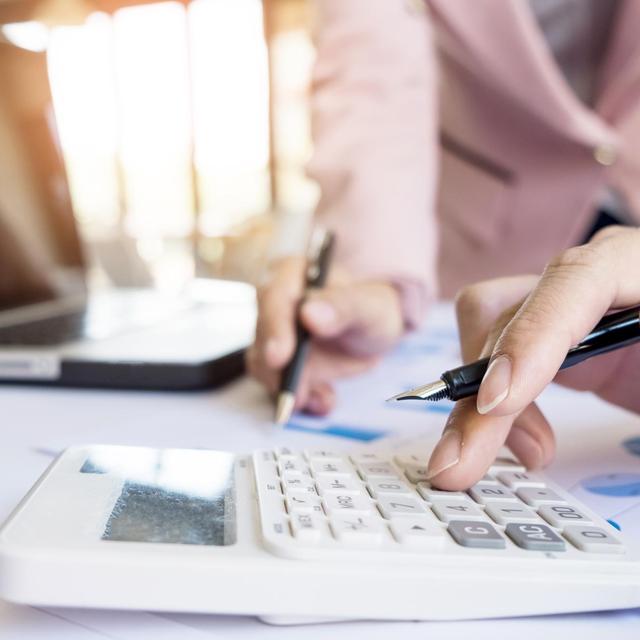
xmin=426 ymin=429 xmax=462 ymax=480
xmin=303 ymin=300 xmax=336 ymax=327
xmin=508 ymin=428 xmax=544 ymax=469
xmin=477 ymin=355 xmax=511 ymax=415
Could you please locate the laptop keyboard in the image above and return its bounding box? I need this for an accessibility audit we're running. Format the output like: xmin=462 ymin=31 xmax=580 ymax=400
xmin=0 ymin=311 xmax=89 ymax=346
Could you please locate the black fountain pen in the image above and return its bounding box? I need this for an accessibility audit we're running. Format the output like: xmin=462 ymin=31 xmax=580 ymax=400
xmin=274 ymin=229 xmax=335 ymax=425
xmin=389 ymin=304 xmax=640 ymax=404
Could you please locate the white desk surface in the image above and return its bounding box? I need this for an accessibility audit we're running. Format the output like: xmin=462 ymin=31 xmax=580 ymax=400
xmin=0 ymin=304 xmax=639 ymax=639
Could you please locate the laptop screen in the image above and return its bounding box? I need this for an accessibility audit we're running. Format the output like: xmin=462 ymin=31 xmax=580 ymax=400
xmin=0 ymin=44 xmax=86 ymax=314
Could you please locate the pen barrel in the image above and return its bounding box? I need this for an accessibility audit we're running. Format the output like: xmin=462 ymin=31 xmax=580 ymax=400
xmin=561 ymin=308 xmax=640 ymax=369
xmin=442 ymin=358 xmax=490 ymax=401
xmin=280 ymin=323 xmax=311 ymax=393
xmin=442 ymin=306 xmax=640 ymax=401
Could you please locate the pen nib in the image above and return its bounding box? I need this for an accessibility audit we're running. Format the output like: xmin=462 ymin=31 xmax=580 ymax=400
xmin=274 ymin=392 xmax=296 ymax=426
xmin=387 ymin=379 xmax=450 ymax=402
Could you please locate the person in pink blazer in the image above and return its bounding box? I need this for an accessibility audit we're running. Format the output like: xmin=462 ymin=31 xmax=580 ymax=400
xmin=248 ymin=0 xmax=640 ymax=488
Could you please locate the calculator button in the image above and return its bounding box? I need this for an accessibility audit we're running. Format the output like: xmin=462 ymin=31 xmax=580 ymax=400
xmin=278 ymin=459 xmax=311 ymax=476
xmin=310 ymin=460 xmax=354 ymax=477
xmin=468 ymin=483 xmax=518 ymax=504
xmin=323 ymin=494 xmax=373 ymax=516
xmin=281 ymin=476 xmax=316 ymax=492
xmin=448 ymin=520 xmax=506 ymax=549
xmin=357 ymin=461 xmax=399 ymax=479
xmin=538 ymin=504 xmax=594 ymax=529
xmin=368 ymin=479 xmax=413 ymax=498
xmin=505 ymin=523 xmax=566 ymax=552
xmin=290 ymin=513 xmax=327 ymax=542
xmin=497 ymin=471 xmax=546 ymax=489
xmin=285 ymin=495 xmax=324 ymax=515
xmin=315 ymin=476 xmax=363 ymax=495
xmin=404 ymin=465 xmax=431 ymax=484
xmin=484 ymin=502 xmax=541 ymax=526
xmin=350 ymin=452 xmax=383 ymax=464
xmin=281 ymin=469 xmax=313 ymax=483
xmin=563 ymin=525 xmax=625 ymax=554
xmin=394 ymin=453 xmax=425 ymax=468
xmin=432 ymin=502 xmax=487 ymax=523
xmin=330 ymin=516 xmax=385 ymax=546
xmin=479 ymin=474 xmax=500 ymax=485
xmin=377 ymin=495 xmax=429 ymax=519
xmin=489 ymin=457 xmax=526 ymax=474
xmin=517 ymin=487 xmax=566 ymax=506
xmin=416 ymin=482 xmax=470 ymax=503
xmin=305 ymin=449 xmax=343 ymax=462
xmin=275 ymin=446 xmax=296 ymax=457
xmin=390 ymin=519 xmax=444 ymax=548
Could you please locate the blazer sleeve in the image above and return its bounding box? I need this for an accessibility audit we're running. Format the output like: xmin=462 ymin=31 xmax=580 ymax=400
xmin=306 ymin=0 xmax=439 ymax=329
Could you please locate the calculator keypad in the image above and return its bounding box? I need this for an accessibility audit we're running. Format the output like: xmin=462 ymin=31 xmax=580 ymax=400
xmin=253 ymin=449 xmax=625 ymax=559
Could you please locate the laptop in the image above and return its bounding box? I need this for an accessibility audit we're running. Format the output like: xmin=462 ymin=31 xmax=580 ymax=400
xmin=0 ymin=209 xmax=256 ymax=389
xmin=0 ymin=206 xmax=256 ymax=390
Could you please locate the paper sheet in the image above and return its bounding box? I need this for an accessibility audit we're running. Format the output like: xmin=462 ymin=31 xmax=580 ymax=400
xmin=0 ymin=303 xmax=639 ymax=638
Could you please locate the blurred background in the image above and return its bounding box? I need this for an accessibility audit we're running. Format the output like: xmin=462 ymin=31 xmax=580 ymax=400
xmin=0 ymin=0 xmax=317 ymax=293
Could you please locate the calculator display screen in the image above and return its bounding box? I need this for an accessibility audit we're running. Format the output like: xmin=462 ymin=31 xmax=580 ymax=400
xmin=81 ymin=447 xmax=236 ymax=546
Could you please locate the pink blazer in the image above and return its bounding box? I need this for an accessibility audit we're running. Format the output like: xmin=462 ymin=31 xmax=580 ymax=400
xmin=307 ymin=0 xmax=640 ymax=328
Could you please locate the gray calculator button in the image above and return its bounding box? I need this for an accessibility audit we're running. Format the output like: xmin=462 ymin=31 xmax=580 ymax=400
xmin=538 ymin=504 xmax=593 ymax=528
xmin=517 ymin=487 xmax=566 ymax=506
xmin=448 ymin=520 xmax=506 ymax=549
xmin=505 ymin=523 xmax=566 ymax=551
xmin=468 ymin=483 xmax=518 ymax=504
xmin=432 ymin=502 xmax=487 ymax=523
xmin=563 ymin=525 xmax=625 ymax=554
xmin=485 ymin=501 xmax=540 ymax=526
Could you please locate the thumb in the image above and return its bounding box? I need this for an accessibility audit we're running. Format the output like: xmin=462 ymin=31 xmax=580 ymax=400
xmin=300 ymin=282 xmax=404 ymax=353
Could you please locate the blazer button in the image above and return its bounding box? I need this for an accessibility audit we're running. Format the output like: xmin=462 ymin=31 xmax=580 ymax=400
xmin=593 ymin=144 xmax=617 ymax=166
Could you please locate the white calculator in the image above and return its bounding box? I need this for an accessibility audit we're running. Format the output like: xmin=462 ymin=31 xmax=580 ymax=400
xmin=0 ymin=444 xmax=638 ymax=623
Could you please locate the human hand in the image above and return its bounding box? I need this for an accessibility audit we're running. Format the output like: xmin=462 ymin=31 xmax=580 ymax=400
xmin=427 ymin=226 xmax=640 ymax=490
xmin=246 ymin=256 xmax=405 ymax=415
